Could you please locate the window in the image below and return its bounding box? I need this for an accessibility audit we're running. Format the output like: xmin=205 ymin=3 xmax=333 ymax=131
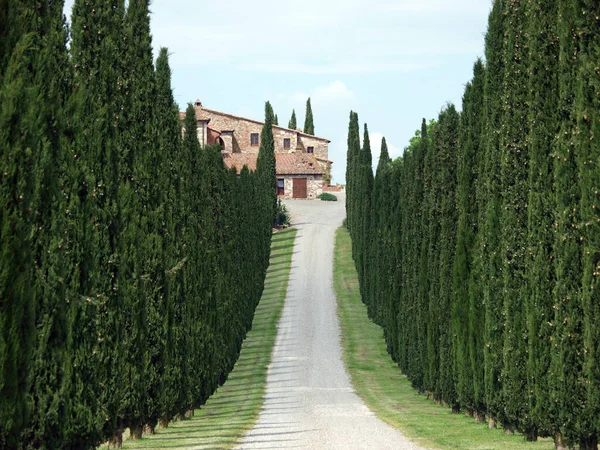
xmin=283 ymin=138 xmax=291 ymax=150
xmin=307 ymin=146 xmax=314 ymax=154
xmin=250 ymin=133 xmax=259 ymax=146
xmin=277 ymin=178 xmax=285 ymax=196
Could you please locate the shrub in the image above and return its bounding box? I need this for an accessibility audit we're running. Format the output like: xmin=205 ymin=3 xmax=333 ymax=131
xmin=317 ymin=193 xmax=338 ymax=202
xmin=274 ymin=199 xmax=291 ymax=228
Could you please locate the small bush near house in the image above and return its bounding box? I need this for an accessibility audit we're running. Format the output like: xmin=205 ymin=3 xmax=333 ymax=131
xmin=317 ymin=193 xmax=338 ymax=202
xmin=275 ymin=199 xmax=291 ymax=228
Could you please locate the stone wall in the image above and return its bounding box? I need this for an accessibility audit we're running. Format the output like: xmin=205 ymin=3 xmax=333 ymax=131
xmin=279 ymin=175 xmax=323 ymax=200
xmin=297 ymin=134 xmax=329 ymax=160
xmin=198 ymin=108 xmax=330 ymax=158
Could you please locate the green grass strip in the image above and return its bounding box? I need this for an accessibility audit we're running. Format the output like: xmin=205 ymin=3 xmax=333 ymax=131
xmin=333 ymin=227 xmax=554 ymax=450
xmin=120 ymin=227 xmax=297 ymax=450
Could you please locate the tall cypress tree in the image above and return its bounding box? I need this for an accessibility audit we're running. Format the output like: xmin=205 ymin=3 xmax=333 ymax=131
xmin=434 ymin=104 xmax=460 ymax=409
xmin=453 ymin=60 xmax=484 ymax=417
xmin=26 ymin=1 xmax=72 ymax=446
xmin=304 ymin=97 xmax=314 ymax=135
xmin=67 ymin=0 xmax=125 ymax=445
xmin=356 ymin=125 xmax=374 ymax=305
xmin=118 ymin=0 xmax=163 ymax=438
xmin=368 ymin=137 xmax=391 ymax=322
xmin=481 ymin=0 xmax=506 ymax=428
xmin=345 ymin=111 xmax=360 ymax=234
xmin=551 ymin=0 xmax=586 ymax=447
xmin=288 ymin=109 xmax=297 ymax=129
xmin=256 ymin=101 xmax=277 ymax=228
xmin=524 ymin=0 xmax=559 ymax=439
xmin=424 ymin=119 xmax=442 ymax=398
xmin=181 ymin=103 xmax=204 ymax=415
xmin=578 ymin=0 xmax=600 ymax=448
xmin=416 ymin=119 xmax=430 ymax=393
xmin=499 ymin=0 xmax=532 ymax=436
xmin=0 ymin=22 xmax=40 ymax=450
xmin=154 ymin=47 xmax=184 ymax=429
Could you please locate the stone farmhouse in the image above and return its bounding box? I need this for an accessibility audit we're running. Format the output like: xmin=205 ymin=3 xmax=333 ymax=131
xmin=182 ymin=100 xmax=332 ymax=199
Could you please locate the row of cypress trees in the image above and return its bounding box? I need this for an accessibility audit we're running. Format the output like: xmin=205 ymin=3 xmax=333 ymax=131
xmin=0 ymin=1 xmax=276 ymax=448
xmin=346 ymin=0 xmax=600 ymax=448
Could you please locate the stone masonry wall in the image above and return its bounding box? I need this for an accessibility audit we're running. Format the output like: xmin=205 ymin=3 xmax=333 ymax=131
xmin=280 ymin=175 xmax=323 ymax=200
xmin=199 ymin=109 xmax=329 ymax=157
xmin=297 ymin=135 xmax=329 ymax=160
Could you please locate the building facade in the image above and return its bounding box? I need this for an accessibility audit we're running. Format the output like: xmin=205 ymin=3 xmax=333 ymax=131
xmin=181 ymin=100 xmax=332 ymax=199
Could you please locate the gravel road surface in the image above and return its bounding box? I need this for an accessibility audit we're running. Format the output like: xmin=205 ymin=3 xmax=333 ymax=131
xmin=236 ymin=193 xmax=423 ymax=449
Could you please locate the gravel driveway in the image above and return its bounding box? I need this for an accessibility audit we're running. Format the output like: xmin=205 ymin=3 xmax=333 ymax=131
xmin=236 ymin=193 xmax=423 ymax=449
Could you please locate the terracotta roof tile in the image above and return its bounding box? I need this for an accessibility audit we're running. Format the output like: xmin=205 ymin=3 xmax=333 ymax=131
xmin=276 ymin=153 xmax=324 ymax=175
xmin=223 ymin=153 xmax=257 ymax=172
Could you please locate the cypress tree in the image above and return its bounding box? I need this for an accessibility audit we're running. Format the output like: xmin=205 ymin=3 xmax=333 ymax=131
xmin=26 ymin=1 xmax=72 ymax=446
xmin=304 ymin=97 xmax=314 ymax=135
xmin=481 ymin=0 xmax=506 ymax=428
xmin=119 ymin=0 xmax=163 ymax=438
xmin=453 ymin=60 xmax=484 ymax=417
xmin=345 ymin=111 xmax=360 ymax=234
xmin=154 ymin=47 xmax=184 ymax=429
xmin=288 ymin=109 xmax=297 ymax=129
xmin=397 ymin=144 xmax=412 ymax=372
xmin=424 ymin=119 xmax=442 ymax=398
xmin=524 ymin=0 xmax=559 ymax=439
xmin=499 ymin=0 xmax=532 ymax=435
xmin=67 ymin=0 xmax=126 ymax=444
xmin=274 ymin=114 xmax=279 ymax=126
xmin=578 ymin=0 xmax=600 ymax=448
xmin=256 ymin=101 xmax=277 ymax=227
xmin=387 ymin=159 xmax=403 ymax=365
xmin=434 ymin=104 xmax=460 ymax=410
xmin=181 ymin=102 xmax=204 ymax=415
xmin=356 ymin=125 xmax=374 ymax=306
xmin=368 ymin=137 xmax=391 ymax=323
xmin=416 ymin=119 xmax=430 ymax=392
xmin=0 ymin=26 xmax=38 ymax=450
xmin=350 ymin=113 xmax=363 ymax=251
xmin=550 ymin=0 xmax=586 ymax=447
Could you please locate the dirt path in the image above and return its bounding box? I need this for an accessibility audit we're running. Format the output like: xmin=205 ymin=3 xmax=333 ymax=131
xmin=235 ymin=193 xmax=422 ymax=449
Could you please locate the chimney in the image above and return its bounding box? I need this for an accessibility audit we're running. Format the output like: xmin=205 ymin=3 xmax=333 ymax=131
xmin=195 ymin=99 xmax=202 ymax=108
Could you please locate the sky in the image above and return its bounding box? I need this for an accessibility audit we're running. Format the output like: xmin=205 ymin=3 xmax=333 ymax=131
xmin=63 ymin=0 xmax=491 ymax=184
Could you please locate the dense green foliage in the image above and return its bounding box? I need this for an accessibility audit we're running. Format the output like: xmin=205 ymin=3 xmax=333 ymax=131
xmin=317 ymin=193 xmax=338 ymax=202
xmin=288 ymin=109 xmax=297 ymax=129
xmin=0 ymin=2 xmax=275 ymax=448
xmin=346 ymin=0 xmax=600 ymax=448
xmin=304 ymin=97 xmax=315 ymax=135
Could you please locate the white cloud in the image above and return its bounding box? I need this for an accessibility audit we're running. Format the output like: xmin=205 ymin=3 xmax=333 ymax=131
xmin=313 ymin=81 xmax=356 ymax=105
xmin=284 ymin=81 xmax=357 ymax=125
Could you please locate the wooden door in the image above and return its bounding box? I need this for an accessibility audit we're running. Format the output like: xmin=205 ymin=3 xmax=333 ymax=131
xmin=293 ymin=178 xmax=307 ymax=198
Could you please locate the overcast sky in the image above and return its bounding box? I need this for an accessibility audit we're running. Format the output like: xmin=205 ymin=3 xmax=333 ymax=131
xmin=63 ymin=0 xmax=491 ymax=184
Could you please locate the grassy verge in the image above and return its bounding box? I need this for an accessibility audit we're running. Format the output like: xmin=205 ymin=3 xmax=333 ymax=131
xmin=119 ymin=228 xmax=297 ymax=449
xmin=333 ymin=227 xmax=553 ymax=450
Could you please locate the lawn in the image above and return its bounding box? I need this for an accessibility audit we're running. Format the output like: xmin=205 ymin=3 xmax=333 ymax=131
xmin=333 ymin=226 xmax=554 ymax=450
xmin=114 ymin=228 xmax=297 ymax=450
